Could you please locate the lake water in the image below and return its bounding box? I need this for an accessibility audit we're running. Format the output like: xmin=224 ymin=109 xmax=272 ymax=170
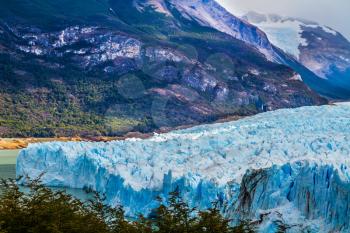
xmin=0 ymin=150 xmax=19 ymax=179
xmin=0 ymin=149 xmax=91 ymax=200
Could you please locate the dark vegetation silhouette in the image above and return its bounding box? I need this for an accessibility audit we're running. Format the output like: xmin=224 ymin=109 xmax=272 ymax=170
xmin=0 ymin=178 xmax=255 ymax=233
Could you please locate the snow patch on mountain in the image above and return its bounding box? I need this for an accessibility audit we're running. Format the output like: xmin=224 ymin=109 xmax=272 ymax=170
xmin=243 ymin=12 xmax=350 ymax=91
xmin=17 ymin=103 xmax=350 ymax=231
xmin=311 ymin=25 xmax=338 ymax=36
xmin=242 ymin=12 xmax=339 ymax=59
xmin=251 ymin=20 xmax=307 ymax=59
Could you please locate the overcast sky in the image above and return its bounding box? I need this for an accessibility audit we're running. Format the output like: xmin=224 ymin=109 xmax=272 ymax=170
xmin=217 ymin=0 xmax=350 ymax=40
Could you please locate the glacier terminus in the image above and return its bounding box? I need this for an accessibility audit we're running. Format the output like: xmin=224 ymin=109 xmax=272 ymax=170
xmin=17 ymin=103 xmax=350 ymax=232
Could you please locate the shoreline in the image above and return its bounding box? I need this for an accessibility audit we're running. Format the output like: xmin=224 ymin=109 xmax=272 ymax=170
xmin=0 ymin=115 xmax=244 ymax=150
xmin=1 ymin=102 xmax=343 ymax=151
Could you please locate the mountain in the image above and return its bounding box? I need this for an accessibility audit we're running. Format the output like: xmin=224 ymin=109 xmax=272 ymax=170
xmin=134 ymin=0 xmax=279 ymax=61
xmin=0 ymin=0 xmax=326 ymax=137
xmin=243 ymin=11 xmax=350 ymax=95
xmin=18 ymin=103 xmax=350 ymax=232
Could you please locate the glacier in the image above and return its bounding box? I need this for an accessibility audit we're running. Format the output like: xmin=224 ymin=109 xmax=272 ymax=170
xmin=17 ymin=103 xmax=350 ymax=232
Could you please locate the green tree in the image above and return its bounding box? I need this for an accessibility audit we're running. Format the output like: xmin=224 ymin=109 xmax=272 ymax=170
xmin=196 ymin=203 xmax=232 ymax=233
xmin=152 ymin=190 xmax=197 ymax=233
xmin=0 ymin=179 xmax=255 ymax=233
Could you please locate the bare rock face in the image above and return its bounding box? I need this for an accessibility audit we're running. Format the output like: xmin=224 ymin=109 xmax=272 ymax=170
xmin=299 ymin=26 xmax=350 ymax=88
xmin=15 ymin=26 xmax=143 ymax=69
xmin=135 ymin=0 xmax=279 ymax=62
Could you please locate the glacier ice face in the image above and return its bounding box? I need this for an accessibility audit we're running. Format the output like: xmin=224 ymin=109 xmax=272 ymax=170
xmin=17 ymin=103 xmax=350 ymax=232
xmin=232 ymin=162 xmax=350 ymax=232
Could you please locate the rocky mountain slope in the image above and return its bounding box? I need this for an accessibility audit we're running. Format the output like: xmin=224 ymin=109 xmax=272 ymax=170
xmin=243 ymin=11 xmax=350 ymax=96
xmin=134 ymin=0 xmax=349 ymax=99
xmin=134 ymin=0 xmax=279 ymax=61
xmin=18 ymin=103 xmax=350 ymax=232
xmin=0 ymin=0 xmax=326 ymax=137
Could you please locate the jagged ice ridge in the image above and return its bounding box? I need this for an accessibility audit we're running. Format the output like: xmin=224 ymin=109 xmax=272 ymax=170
xmin=17 ymin=103 xmax=350 ymax=232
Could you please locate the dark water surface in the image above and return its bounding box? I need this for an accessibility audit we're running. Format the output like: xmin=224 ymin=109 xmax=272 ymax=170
xmin=0 ymin=149 xmax=91 ymax=200
xmin=0 ymin=150 xmax=19 ymax=179
xmin=0 ymin=164 xmax=16 ymax=179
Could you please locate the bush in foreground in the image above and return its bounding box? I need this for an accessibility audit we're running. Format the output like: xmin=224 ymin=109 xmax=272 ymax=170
xmin=0 ymin=179 xmax=255 ymax=233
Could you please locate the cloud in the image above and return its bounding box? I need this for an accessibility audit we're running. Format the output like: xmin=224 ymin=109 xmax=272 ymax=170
xmin=217 ymin=0 xmax=350 ymax=39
